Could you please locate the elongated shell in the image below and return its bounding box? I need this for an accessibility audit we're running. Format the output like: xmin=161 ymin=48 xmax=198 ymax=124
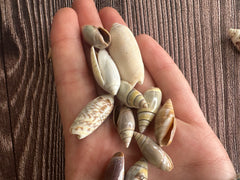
xmin=134 ymin=132 xmax=173 ymax=171
xmin=109 ymin=23 xmax=144 ymax=86
xmin=82 ymin=25 xmax=111 ymax=49
xmin=90 ymin=47 xmax=121 ymax=95
xmin=70 ymin=94 xmax=114 ymax=139
xmin=125 ymin=158 xmax=148 ymax=180
xmin=137 ymin=87 xmax=162 ymax=133
xmin=228 ymin=28 xmax=240 ymax=51
xmin=155 ymin=99 xmax=176 ymax=147
xmin=104 ymin=152 xmax=125 ymax=180
xmin=117 ymin=81 xmax=148 ymax=109
xmin=113 ymin=106 xmax=135 ymax=148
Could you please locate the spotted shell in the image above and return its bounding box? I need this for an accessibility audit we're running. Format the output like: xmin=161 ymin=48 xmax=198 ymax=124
xmin=137 ymin=87 xmax=162 ymax=133
xmin=109 ymin=23 xmax=144 ymax=87
xmin=228 ymin=28 xmax=240 ymax=51
xmin=125 ymin=158 xmax=148 ymax=180
xmin=82 ymin=25 xmax=111 ymax=49
xmin=134 ymin=132 xmax=173 ymax=171
xmin=155 ymin=99 xmax=176 ymax=147
xmin=116 ymin=80 xmax=148 ymax=109
xmin=113 ymin=105 xmax=135 ymax=148
xmin=90 ymin=47 xmax=121 ymax=95
xmin=104 ymin=152 xmax=125 ymax=180
xmin=70 ymin=94 xmax=114 ymax=139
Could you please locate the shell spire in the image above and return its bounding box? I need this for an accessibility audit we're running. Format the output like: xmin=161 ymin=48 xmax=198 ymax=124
xmin=125 ymin=158 xmax=148 ymax=180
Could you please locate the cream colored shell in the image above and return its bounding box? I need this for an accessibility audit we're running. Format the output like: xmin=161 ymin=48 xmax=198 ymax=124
xmin=109 ymin=23 xmax=144 ymax=86
xmin=228 ymin=28 xmax=240 ymax=51
xmin=125 ymin=158 xmax=148 ymax=180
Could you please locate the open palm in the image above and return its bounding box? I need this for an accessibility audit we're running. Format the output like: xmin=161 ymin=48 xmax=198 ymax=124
xmin=50 ymin=0 xmax=236 ymax=179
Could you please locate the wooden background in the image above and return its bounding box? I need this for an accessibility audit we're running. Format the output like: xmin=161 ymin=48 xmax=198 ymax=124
xmin=0 ymin=0 xmax=239 ymax=179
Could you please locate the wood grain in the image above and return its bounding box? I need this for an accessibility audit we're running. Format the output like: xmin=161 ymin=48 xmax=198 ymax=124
xmin=0 ymin=0 xmax=239 ymax=179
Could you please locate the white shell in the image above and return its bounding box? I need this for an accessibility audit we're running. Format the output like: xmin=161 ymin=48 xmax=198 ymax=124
xmin=228 ymin=28 xmax=240 ymax=51
xmin=70 ymin=95 xmax=114 ymax=139
xmin=109 ymin=23 xmax=144 ymax=87
xmin=90 ymin=47 xmax=121 ymax=95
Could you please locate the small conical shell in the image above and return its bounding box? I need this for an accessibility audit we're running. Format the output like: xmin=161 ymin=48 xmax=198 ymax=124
xmin=90 ymin=47 xmax=121 ymax=95
xmin=133 ymin=132 xmax=173 ymax=171
xmin=70 ymin=94 xmax=114 ymax=139
xmin=82 ymin=25 xmax=111 ymax=49
xmin=125 ymin=158 xmax=148 ymax=180
xmin=113 ymin=106 xmax=135 ymax=148
xmin=109 ymin=23 xmax=144 ymax=86
xmin=116 ymin=81 xmax=148 ymax=109
xmin=228 ymin=28 xmax=240 ymax=51
xmin=137 ymin=87 xmax=162 ymax=133
xmin=104 ymin=152 xmax=125 ymax=180
xmin=155 ymin=99 xmax=176 ymax=147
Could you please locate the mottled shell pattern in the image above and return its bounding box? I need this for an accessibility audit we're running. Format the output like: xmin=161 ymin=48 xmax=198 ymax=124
xmin=228 ymin=28 xmax=240 ymax=51
xmin=137 ymin=87 xmax=162 ymax=133
xmin=70 ymin=94 xmax=114 ymax=139
xmin=125 ymin=158 xmax=148 ymax=180
xmin=90 ymin=47 xmax=121 ymax=95
xmin=113 ymin=105 xmax=135 ymax=148
xmin=155 ymin=99 xmax=176 ymax=147
xmin=109 ymin=23 xmax=144 ymax=87
xmin=82 ymin=25 xmax=111 ymax=49
xmin=104 ymin=152 xmax=125 ymax=180
xmin=117 ymin=80 xmax=148 ymax=109
xmin=134 ymin=132 xmax=174 ymax=172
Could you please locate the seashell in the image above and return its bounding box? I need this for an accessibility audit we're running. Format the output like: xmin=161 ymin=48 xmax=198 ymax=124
xmin=70 ymin=94 xmax=114 ymax=139
xmin=154 ymin=99 xmax=176 ymax=147
xmin=137 ymin=87 xmax=162 ymax=133
xmin=113 ymin=105 xmax=135 ymax=148
xmin=90 ymin=47 xmax=121 ymax=95
xmin=125 ymin=158 xmax=148 ymax=180
xmin=104 ymin=152 xmax=125 ymax=180
xmin=116 ymin=80 xmax=148 ymax=109
xmin=109 ymin=23 xmax=144 ymax=87
xmin=133 ymin=132 xmax=174 ymax=171
xmin=228 ymin=28 xmax=240 ymax=51
xmin=82 ymin=25 xmax=111 ymax=49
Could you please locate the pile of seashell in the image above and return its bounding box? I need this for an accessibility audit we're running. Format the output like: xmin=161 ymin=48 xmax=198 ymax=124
xmin=69 ymin=23 xmax=176 ymax=179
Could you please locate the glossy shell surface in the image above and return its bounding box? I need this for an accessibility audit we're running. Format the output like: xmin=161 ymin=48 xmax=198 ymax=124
xmin=134 ymin=132 xmax=173 ymax=171
xmin=90 ymin=47 xmax=121 ymax=95
xmin=155 ymin=99 xmax=176 ymax=147
xmin=125 ymin=158 xmax=148 ymax=180
xmin=109 ymin=23 xmax=144 ymax=86
xmin=70 ymin=94 xmax=114 ymax=139
xmin=228 ymin=28 xmax=240 ymax=51
xmin=137 ymin=87 xmax=162 ymax=133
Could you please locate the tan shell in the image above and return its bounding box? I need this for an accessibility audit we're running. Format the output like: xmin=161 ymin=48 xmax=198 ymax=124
xmin=113 ymin=105 xmax=135 ymax=148
xmin=70 ymin=95 xmax=114 ymax=139
xmin=134 ymin=132 xmax=173 ymax=171
xmin=125 ymin=158 xmax=148 ymax=180
xmin=154 ymin=99 xmax=176 ymax=147
xmin=116 ymin=81 xmax=148 ymax=109
xmin=90 ymin=47 xmax=121 ymax=95
xmin=137 ymin=87 xmax=162 ymax=133
xmin=228 ymin=28 xmax=240 ymax=51
xmin=82 ymin=25 xmax=111 ymax=49
xmin=109 ymin=23 xmax=144 ymax=86
xmin=104 ymin=152 xmax=125 ymax=180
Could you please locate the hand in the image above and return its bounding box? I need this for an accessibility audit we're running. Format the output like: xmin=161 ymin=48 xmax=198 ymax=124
xmin=50 ymin=0 xmax=236 ymax=179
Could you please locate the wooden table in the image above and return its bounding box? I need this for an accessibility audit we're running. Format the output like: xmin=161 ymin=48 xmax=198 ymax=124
xmin=1 ymin=0 xmax=239 ymax=179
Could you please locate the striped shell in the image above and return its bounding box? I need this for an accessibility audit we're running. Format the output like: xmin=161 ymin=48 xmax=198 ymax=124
xmin=109 ymin=23 xmax=144 ymax=86
xmin=137 ymin=87 xmax=162 ymax=133
xmin=113 ymin=105 xmax=135 ymax=148
xmin=82 ymin=25 xmax=111 ymax=49
xmin=90 ymin=47 xmax=121 ymax=95
xmin=125 ymin=158 xmax=148 ymax=180
xmin=228 ymin=28 xmax=240 ymax=51
xmin=116 ymin=80 xmax=148 ymax=109
xmin=104 ymin=152 xmax=125 ymax=180
xmin=134 ymin=132 xmax=173 ymax=171
xmin=155 ymin=99 xmax=176 ymax=147
xmin=70 ymin=94 xmax=114 ymax=139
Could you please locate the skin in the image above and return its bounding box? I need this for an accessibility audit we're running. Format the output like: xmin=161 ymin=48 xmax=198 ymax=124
xmin=50 ymin=0 xmax=236 ymax=179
